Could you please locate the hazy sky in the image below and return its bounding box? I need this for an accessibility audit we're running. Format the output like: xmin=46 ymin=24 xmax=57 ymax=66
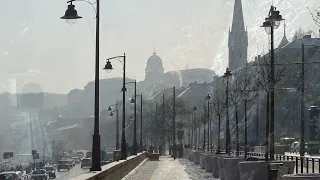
xmin=0 ymin=0 xmax=318 ymax=93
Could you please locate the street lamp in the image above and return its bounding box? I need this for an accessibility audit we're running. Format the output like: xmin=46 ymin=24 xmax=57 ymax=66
xmin=127 ymin=80 xmax=138 ymax=155
xmin=261 ymin=5 xmax=284 ymax=160
xmin=136 ymin=94 xmax=143 ymax=152
xmin=192 ymin=105 xmax=197 ymax=150
xmin=223 ymin=67 xmax=232 ymax=155
xmin=61 ymin=0 xmax=101 ymax=171
xmin=108 ymin=103 xmax=119 ymax=150
xmin=206 ymin=93 xmax=212 ymax=152
xmin=103 ymin=53 xmax=127 ymax=160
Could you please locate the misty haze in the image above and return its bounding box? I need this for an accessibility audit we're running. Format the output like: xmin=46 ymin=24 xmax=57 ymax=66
xmin=0 ymin=0 xmax=320 ymax=180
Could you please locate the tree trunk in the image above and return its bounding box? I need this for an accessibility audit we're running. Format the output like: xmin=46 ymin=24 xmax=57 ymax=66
xmin=235 ymin=105 xmax=239 ymax=156
xmin=203 ymin=121 xmax=206 ymax=152
xmin=265 ymin=93 xmax=270 ymax=161
xmin=244 ymin=100 xmax=248 ymax=159
xmin=218 ymin=114 xmax=221 ymax=153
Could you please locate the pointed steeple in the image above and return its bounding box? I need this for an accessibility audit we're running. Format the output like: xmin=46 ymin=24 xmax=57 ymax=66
xmin=278 ymin=21 xmax=289 ymax=48
xmin=231 ymin=0 xmax=245 ymax=32
xmin=228 ymin=0 xmax=248 ymax=71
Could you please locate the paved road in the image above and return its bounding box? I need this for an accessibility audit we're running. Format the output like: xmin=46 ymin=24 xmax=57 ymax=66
xmin=55 ymin=164 xmax=89 ymax=180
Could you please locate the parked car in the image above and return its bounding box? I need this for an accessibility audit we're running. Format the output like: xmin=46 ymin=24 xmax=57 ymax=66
xmin=57 ymin=160 xmax=70 ymax=172
xmin=43 ymin=165 xmax=56 ymax=179
xmin=30 ymin=169 xmax=49 ymax=180
xmin=81 ymin=158 xmax=92 ymax=168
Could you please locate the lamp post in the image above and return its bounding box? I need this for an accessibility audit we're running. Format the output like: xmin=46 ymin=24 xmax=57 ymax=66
xmin=127 ymin=80 xmax=138 ymax=155
xmin=192 ymin=105 xmax=197 ymax=150
xmin=172 ymin=87 xmax=177 ymax=159
xmin=205 ymin=93 xmax=211 ymax=152
xmin=223 ymin=67 xmax=232 ymax=155
xmin=136 ymin=93 xmax=143 ymax=152
xmin=108 ymin=102 xmax=119 ymax=150
xmin=60 ymin=0 xmax=101 ymax=171
xmin=261 ymin=5 xmax=284 ymax=160
xmin=103 ymin=53 xmax=127 ymax=160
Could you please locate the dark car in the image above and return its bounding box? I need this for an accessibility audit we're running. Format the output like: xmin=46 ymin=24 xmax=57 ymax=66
xmin=81 ymin=158 xmax=92 ymax=168
xmin=57 ymin=160 xmax=70 ymax=172
xmin=43 ymin=166 xmax=56 ymax=179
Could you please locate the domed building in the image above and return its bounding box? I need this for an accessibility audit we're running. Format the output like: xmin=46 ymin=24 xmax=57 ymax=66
xmin=145 ymin=51 xmax=164 ymax=81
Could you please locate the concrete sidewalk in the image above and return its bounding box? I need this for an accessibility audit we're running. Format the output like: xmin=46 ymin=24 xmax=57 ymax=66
xmin=122 ymin=156 xmax=191 ymax=180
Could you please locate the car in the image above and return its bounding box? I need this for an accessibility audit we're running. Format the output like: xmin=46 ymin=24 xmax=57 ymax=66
xmin=0 ymin=171 xmax=22 ymax=180
xmin=30 ymin=169 xmax=49 ymax=180
xmin=43 ymin=166 xmax=56 ymax=179
xmin=57 ymin=160 xmax=70 ymax=172
xmin=67 ymin=160 xmax=75 ymax=168
xmin=72 ymin=157 xmax=80 ymax=164
xmin=81 ymin=158 xmax=92 ymax=168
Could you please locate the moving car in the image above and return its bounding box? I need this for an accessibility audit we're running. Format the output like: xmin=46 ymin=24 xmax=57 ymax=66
xmin=67 ymin=160 xmax=75 ymax=168
xmin=81 ymin=158 xmax=92 ymax=168
xmin=72 ymin=157 xmax=80 ymax=164
xmin=0 ymin=171 xmax=22 ymax=180
xmin=30 ymin=169 xmax=49 ymax=180
xmin=43 ymin=166 xmax=56 ymax=179
xmin=57 ymin=160 xmax=70 ymax=172
xmin=85 ymin=151 xmax=92 ymax=159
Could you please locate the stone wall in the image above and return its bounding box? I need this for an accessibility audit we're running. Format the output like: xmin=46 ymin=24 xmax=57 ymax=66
xmin=71 ymin=152 xmax=146 ymax=180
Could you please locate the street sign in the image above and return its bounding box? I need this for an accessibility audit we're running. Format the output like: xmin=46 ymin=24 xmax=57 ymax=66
xmin=3 ymin=152 xmax=13 ymax=159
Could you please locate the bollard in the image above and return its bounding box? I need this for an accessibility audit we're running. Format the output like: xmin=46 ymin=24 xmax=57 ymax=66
xmin=224 ymin=157 xmax=244 ymax=180
xmin=205 ymin=154 xmax=212 ymax=172
xmin=211 ymin=156 xmax=219 ymax=178
xmin=194 ymin=151 xmax=200 ymax=164
xmin=200 ymin=153 xmax=206 ymax=169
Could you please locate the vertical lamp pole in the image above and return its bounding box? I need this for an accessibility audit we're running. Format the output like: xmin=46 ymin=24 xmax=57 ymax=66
xmin=223 ymin=67 xmax=232 ymax=155
xmin=191 ymin=105 xmax=197 ymax=149
xmin=108 ymin=102 xmax=119 ymax=150
xmin=172 ymin=87 xmax=177 ymax=158
xmin=162 ymin=94 xmax=165 ymax=154
xmin=206 ymin=94 xmax=211 ymax=152
xmin=133 ymin=81 xmax=137 ymax=155
xmin=261 ymin=5 xmax=284 ymax=161
xmin=104 ymin=53 xmax=127 ymax=160
xmin=60 ymin=0 xmax=101 ymax=171
xmin=138 ymin=94 xmax=143 ymax=152
xmin=300 ymin=44 xmax=306 ymax=168
xmin=203 ymin=105 xmax=206 ymax=152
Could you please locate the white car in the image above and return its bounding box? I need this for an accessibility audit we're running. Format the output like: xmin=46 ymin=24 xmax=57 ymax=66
xmin=0 ymin=171 xmax=22 ymax=180
xmin=30 ymin=169 xmax=49 ymax=180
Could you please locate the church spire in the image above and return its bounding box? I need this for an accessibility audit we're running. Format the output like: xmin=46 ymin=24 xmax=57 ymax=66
xmin=231 ymin=0 xmax=245 ymax=32
xmin=228 ymin=0 xmax=248 ymax=71
xmin=278 ymin=20 xmax=289 ymax=48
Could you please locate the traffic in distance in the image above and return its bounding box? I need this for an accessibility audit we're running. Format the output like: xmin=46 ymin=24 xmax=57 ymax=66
xmin=0 ymin=150 xmax=114 ymax=180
